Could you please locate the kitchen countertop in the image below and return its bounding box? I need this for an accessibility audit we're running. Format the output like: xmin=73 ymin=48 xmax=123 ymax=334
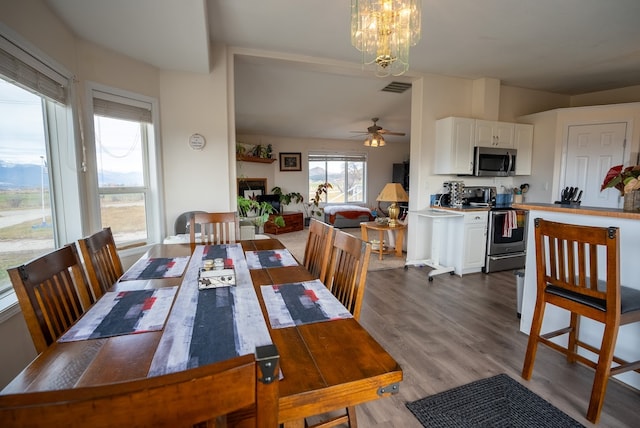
xmin=430 ymin=205 xmax=490 ymax=212
xmin=512 ymin=202 xmax=640 ymax=220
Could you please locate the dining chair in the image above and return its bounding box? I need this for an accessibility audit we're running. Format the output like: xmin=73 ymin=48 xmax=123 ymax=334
xmin=77 ymin=227 xmax=124 ymax=302
xmin=303 ymin=218 xmax=334 ymax=283
xmin=7 ymin=244 xmax=94 ymax=354
xmin=189 ymin=211 xmax=240 ymax=245
xmin=306 ymin=229 xmax=372 ymax=428
xmin=521 ymin=218 xmax=640 ymax=424
xmin=0 ymin=349 xmax=280 ymax=427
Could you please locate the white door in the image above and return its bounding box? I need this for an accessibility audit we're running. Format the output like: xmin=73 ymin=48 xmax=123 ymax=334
xmin=564 ymin=123 xmax=626 ymax=208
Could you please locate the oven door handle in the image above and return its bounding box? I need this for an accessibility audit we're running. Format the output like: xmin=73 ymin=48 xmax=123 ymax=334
xmin=489 ymin=253 xmax=526 ymax=260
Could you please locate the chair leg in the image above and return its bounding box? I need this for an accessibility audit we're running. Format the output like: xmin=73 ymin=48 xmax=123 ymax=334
xmin=567 ymin=312 xmax=580 ymax=363
xmin=586 ymin=323 xmax=619 ymax=424
xmin=522 ymin=300 xmax=545 ymax=380
xmin=346 ymin=406 xmax=357 ymax=428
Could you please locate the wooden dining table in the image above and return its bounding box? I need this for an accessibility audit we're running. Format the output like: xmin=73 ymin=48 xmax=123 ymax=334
xmin=1 ymin=239 xmax=403 ymax=427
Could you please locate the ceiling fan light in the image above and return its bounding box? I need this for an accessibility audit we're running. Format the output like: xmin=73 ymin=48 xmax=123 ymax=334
xmin=367 ymin=132 xmax=385 ymax=148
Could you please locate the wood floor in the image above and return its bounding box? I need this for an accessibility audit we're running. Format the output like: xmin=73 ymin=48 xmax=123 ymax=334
xmin=344 ymin=266 xmax=639 ymax=428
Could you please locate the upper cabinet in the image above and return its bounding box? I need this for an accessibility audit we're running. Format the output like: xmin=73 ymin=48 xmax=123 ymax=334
xmin=435 ymin=117 xmax=534 ymax=175
xmin=474 ymin=120 xmax=514 ymax=148
xmin=513 ymin=124 xmax=534 ymax=176
xmin=434 ymin=117 xmax=475 ymax=175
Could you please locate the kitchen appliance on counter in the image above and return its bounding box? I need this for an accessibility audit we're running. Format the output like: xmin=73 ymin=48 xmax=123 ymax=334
xmin=474 ymin=147 xmax=517 ymax=176
xmin=443 ymin=181 xmax=465 ymax=207
xmin=483 ymin=208 xmax=528 ymax=273
xmin=439 ymin=184 xmax=496 ymax=208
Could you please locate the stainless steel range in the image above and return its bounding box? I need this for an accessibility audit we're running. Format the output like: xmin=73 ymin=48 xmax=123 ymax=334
xmin=483 ymin=207 xmax=528 ymax=273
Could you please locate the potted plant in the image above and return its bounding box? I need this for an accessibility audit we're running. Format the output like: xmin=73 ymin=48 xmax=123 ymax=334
xmin=271 ymin=186 xmax=304 ymax=213
xmin=601 ymin=164 xmax=640 ymax=211
xmin=308 ymin=182 xmax=332 ymax=221
xmin=237 ymin=196 xmax=284 ymax=233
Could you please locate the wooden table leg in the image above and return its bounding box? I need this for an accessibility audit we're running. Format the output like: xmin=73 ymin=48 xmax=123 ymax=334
xmin=395 ymin=228 xmax=404 ymax=258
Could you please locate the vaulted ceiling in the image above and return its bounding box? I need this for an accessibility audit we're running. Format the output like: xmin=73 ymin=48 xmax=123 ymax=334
xmin=46 ymin=0 xmax=640 ymax=144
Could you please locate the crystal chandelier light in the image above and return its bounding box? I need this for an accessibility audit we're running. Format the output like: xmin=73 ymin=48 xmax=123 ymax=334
xmin=351 ymin=0 xmax=422 ymax=77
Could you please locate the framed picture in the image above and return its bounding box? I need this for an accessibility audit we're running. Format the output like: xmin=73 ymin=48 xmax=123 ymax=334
xmin=279 ymin=152 xmax=301 ymax=171
xmin=237 ymin=178 xmax=267 ymax=197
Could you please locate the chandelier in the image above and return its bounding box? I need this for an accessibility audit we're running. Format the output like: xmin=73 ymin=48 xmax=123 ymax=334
xmin=351 ymin=0 xmax=422 ymax=77
xmin=363 ymin=132 xmax=385 ymax=147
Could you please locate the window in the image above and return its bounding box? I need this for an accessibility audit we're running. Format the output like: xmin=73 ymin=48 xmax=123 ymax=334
xmin=308 ymin=153 xmax=367 ymax=204
xmin=0 ymin=36 xmax=75 ymax=298
xmin=87 ymin=86 xmax=161 ymax=247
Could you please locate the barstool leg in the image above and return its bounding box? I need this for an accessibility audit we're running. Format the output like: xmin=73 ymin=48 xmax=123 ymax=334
xmin=522 ymin=301 xmax=546 ymax=379
xmin=586 ymin=323 xmax=619 ymax=423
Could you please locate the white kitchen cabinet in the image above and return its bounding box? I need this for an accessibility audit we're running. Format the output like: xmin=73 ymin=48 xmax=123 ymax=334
xmin=514 ymin=123 xmax=534 ymax=175
xmin=434 ymin=117 xmax=475 ymax=175
xmin=432 ymin=209 xmax=488 ymax=276
xmin=475 ymin=120 xmax=514 ymax=148
xmin=461 ymin=211 xmax=488 ymax=274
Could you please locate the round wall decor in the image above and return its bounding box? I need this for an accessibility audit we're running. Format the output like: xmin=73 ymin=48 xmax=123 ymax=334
xmin=189 ymin=133 xmax=206 ymax=150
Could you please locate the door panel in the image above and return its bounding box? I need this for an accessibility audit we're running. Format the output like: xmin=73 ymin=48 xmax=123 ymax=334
xmin=564 ymin=123 xmax=626 ymax=208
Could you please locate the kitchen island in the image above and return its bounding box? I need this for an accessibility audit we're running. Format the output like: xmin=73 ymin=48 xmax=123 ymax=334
xmin=513 ymin=202 xmax=640 ymax=390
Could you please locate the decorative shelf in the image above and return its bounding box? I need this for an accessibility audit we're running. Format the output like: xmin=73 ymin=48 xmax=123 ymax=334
xmin=236 ymin=155 xmax=276 ymax=164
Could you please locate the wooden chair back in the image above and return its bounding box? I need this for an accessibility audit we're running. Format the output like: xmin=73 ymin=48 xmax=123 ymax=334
xmin=190 ymin=212 xmax=239 ymax=245
xmin=532 ymin=218 xmax=619 ymax=321
xmin=522 ymin=217 xmax=640 ymax=423
xmin=7 ymin=244 xmax=93 ymax=354
xmin=324 ymin=230 xmax=372 ymax=320
xmin=0 ymin=350 xmax=280 ymax=428
xmin=77 ymin=227 xmax=124 ymax=301
xmin=303 ymin=218 xmax=334 ymax=283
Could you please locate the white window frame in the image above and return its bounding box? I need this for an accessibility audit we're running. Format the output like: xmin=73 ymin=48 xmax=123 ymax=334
xmin=308 ymin=152 xmax=368 ymax=205
xmin=83 ymin=82 xmax=164 ymax=252
xmin=0 ymin=24 xmax=83 ymax=319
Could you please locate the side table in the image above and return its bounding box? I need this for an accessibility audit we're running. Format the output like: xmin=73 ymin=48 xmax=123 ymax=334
xmin=360 ymin=221 xmax=407 ymax=261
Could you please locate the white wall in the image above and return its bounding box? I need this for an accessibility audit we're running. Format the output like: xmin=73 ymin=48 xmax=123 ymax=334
xmin=520 ymin=103 xmax=640 ymax=205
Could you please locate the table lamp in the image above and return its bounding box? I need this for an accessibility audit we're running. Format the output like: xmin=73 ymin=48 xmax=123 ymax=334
xmin=376 ymin=183 xmax=409 ymax=227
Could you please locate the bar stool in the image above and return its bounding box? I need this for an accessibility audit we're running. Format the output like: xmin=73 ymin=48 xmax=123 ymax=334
xmin=521 ymin=218 xmax=640 ymax=423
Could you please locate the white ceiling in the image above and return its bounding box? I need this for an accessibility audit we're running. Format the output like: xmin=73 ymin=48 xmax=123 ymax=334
xmin=45 ymin=0 xmax=640 ymax=144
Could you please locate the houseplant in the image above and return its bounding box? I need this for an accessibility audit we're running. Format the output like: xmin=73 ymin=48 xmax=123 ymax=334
xmin=271 ymin=186 xmax=304 ymax=213
xmin=308 ymin=182 xmax=333 ymax=219
xmin=237 ymin=195 xmax=284 ymax=233
xmin=601 ymin=164 xmax=640 ymax=211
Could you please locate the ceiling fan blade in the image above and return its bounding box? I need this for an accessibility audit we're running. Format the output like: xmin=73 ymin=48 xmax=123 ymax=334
xmin=379 ymin=130 xmax=406 ymax=136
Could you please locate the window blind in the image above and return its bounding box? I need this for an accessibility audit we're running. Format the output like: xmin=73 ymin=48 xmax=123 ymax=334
xmin=93 ymin=90 xmax=152 ymax=123
xmin=0 ymin=42 xmax=67 ymax=104
xmin=308 ymin=153 xmax=367 ymax=162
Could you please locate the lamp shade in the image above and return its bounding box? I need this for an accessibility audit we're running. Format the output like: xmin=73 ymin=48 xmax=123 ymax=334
xmin=376 ymin=183 xmax=409 ymax=202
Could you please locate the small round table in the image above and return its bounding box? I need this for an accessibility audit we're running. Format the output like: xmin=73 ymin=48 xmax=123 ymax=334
xmin=360 ymin=221 xmax=407 ymax=261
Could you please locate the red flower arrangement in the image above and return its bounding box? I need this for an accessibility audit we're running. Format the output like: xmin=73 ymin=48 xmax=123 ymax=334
xmin=600 ymin=164 xmax=640 ymax=195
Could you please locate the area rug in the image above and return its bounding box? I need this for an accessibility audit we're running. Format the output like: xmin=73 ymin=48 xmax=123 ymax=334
xmin=406 ymin=374 xmax=584 ymax=428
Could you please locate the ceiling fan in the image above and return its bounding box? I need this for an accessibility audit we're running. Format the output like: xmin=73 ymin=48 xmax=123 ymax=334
xmin=351 ymin=118 xmax=406 ymax=147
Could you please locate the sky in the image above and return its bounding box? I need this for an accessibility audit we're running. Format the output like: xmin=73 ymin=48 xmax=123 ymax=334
xmin=1 ymin=78 xmax=143 ymax=180
xmin=0 ymin=78 xmax=47 ymax=166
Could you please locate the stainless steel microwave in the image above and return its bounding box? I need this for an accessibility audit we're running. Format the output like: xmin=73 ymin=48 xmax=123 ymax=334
xmin=473 ymin=147 xmax=517 ymax=176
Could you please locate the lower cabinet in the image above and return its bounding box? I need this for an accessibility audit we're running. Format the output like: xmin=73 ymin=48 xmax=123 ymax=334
xmin=440 ymin=210 xmax=488 ymax=276
xmin=264 ymin=212 xmax=304 ymax=234
xmin=461 ymin=211 xmax=488 ymax=273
